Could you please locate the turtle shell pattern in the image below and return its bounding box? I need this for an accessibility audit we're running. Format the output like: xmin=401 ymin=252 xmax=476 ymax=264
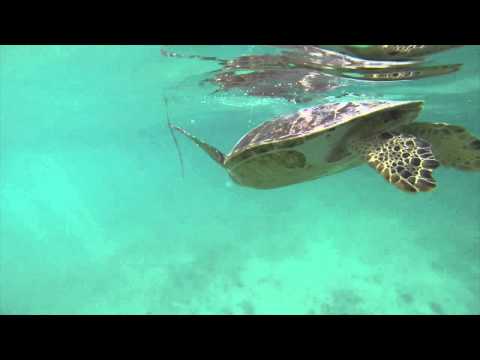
xmin=224 ymin=100 xmax=421 ymax=189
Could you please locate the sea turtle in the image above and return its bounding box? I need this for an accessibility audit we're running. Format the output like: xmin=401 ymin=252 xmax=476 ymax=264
xmin=169 ymin=100 xmax=480 ymax=193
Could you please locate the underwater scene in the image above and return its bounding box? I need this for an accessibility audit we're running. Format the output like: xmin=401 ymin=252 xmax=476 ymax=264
xmin=1 ymin=45 xmax=479 ymax=314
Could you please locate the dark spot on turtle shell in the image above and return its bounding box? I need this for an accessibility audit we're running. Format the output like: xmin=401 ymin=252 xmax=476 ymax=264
xmin=402 ymin=153 xmax=410 ymax=158
xmin=235 ymin=130 xmax=258 ymax=149
xmin=411 ymin=157 xmax=421 ymax=166
xmin=321 ymin=112 xmax=336 ymax=125
xmin=417 ymin=148 xmax=429 ymax=154
xmin=469 ymin=139 xmax=480 ymax=149
xmin=406 ymin=140 xmax=415 ymax=147
xmin=422 ymin=159 xmax=440 ymax=169
xmin=396 ymin=166 xmax=405 ymax=173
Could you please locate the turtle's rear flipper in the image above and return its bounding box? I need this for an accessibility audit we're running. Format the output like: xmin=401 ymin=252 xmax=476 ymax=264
xmin=169 ymin=125 xmax=226 ymax=167
xmin=401 ymin=123 xmax=480 ymax=171
xmin=352 ymin=132 xmax=440 ymax=193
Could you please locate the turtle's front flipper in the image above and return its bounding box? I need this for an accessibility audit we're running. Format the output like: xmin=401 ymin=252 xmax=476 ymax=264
xmin=169 ymin=125 xmax=226 ymax=167
xmin=401 ymin=123 xmax=480 ymax=171
xmin=351 ymin=132 xmax=440 ymax=193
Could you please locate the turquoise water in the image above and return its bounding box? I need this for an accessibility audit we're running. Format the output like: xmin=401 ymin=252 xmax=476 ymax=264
xmin=1 ymin=45 xmax=479 ymax=314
